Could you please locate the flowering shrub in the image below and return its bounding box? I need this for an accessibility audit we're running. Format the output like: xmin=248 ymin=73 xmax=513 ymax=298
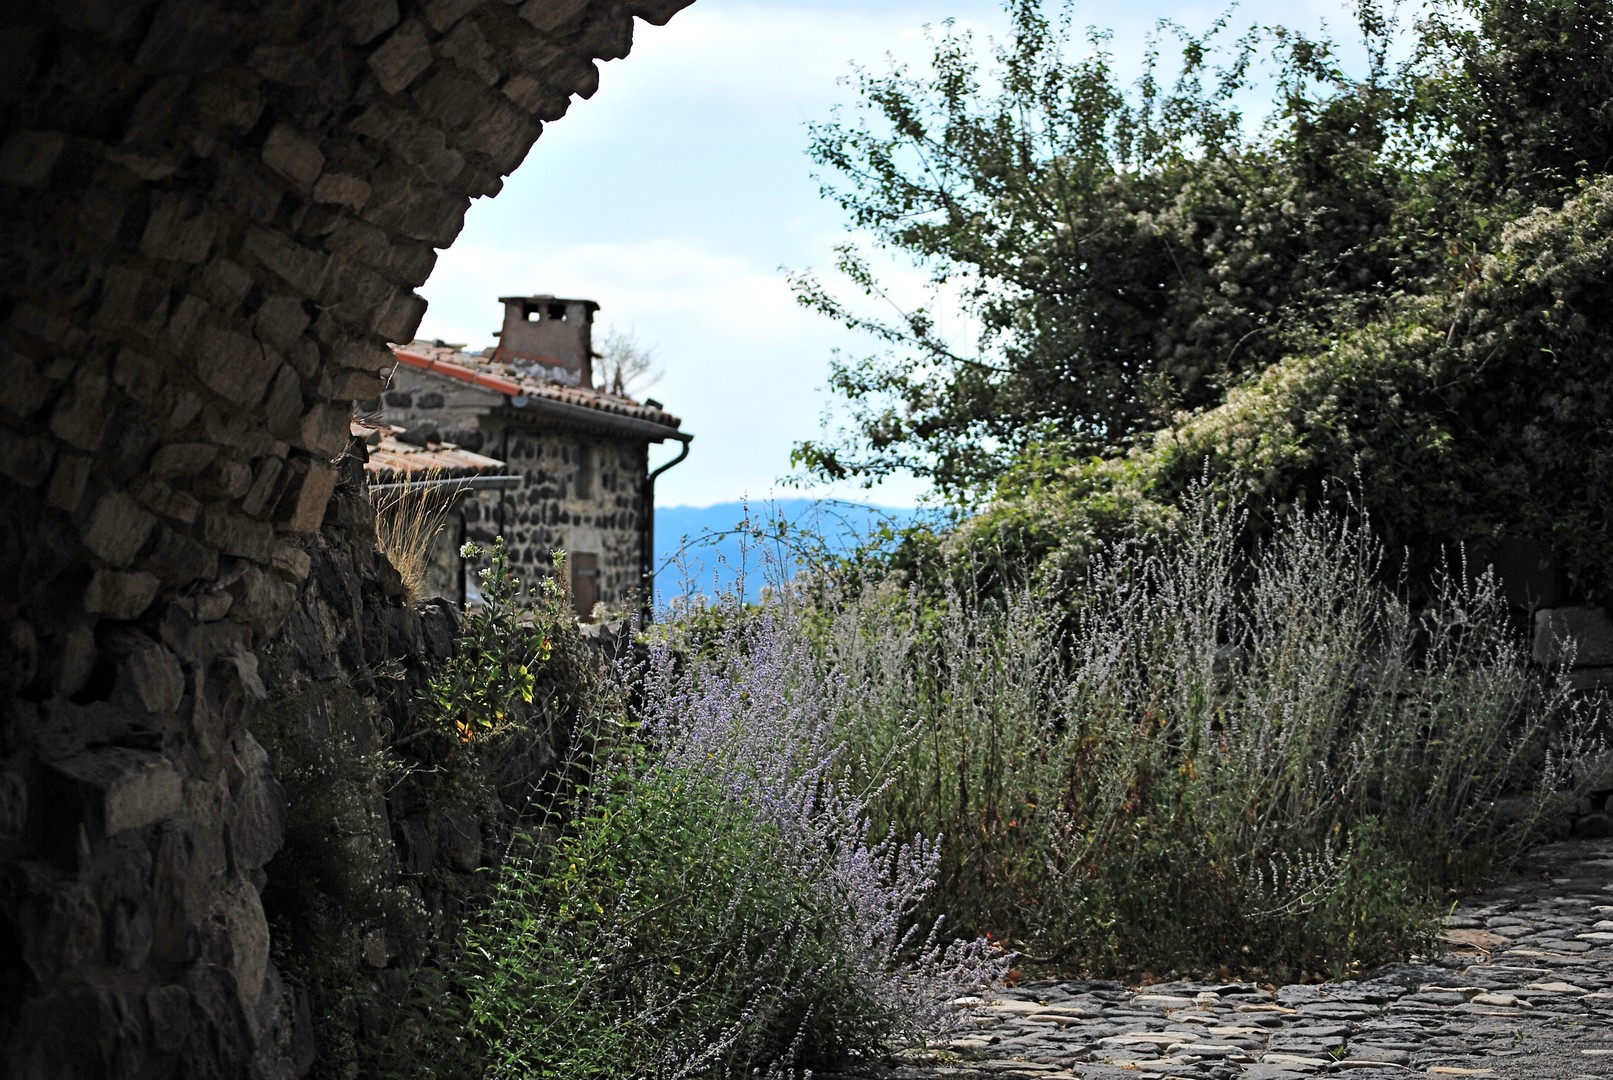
xmin=406 ymin=602 xmax=1003 ymax=1079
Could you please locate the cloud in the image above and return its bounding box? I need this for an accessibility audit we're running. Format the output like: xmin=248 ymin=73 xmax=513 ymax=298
xmin=418 ymin=235 xmax=933 ymax=507
xmin=601 ymin=2 xmax=1012 ymax=102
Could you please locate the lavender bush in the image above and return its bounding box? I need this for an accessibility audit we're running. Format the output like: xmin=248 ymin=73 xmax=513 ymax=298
xmin=811 ymin=492 xmax=1607 ymax=978
xmin=417 ymin=599 xmax=1002 ymax=1079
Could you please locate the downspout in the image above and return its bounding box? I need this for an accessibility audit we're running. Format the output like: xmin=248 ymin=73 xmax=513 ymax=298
xmin=642 ymin=434 xmax=692 ymax=622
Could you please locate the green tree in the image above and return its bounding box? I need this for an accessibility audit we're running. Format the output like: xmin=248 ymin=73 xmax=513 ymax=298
xmin=790 ymin=0 xmax=1611 ymax=499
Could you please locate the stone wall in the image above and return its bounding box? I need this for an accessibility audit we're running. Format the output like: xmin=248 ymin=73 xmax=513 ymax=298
xmin=0 ymin=0 xmax=693 ymax=1073
xmin=256 ymin=442 xmax=590 ymax=1076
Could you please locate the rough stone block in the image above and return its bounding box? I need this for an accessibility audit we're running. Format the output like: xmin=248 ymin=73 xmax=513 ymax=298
xmin=112 ymin=346 xmax=165 ymax=404
xmin=143 ymin=525 xmax=217 ymax=586
xmin=202 ymin=506 xmax=275 ymax=562
xmin=385 ymin=121 xmax=465 ymax=184
xmin=195 ymin=325 xmax=277 ymax=407
xmin=130 ymin=475 xmax=201 ymax=526
xmin=242 ymin=456 xmax=287 ymax=517
xmin=84 ymin=570 xmax=162 ymax=620
xmin=218 ymin=155 xmax=283 ymax=224
xmin=261 ymin=366 xmax=305 ymax=444
xmin=299 ymin=403 xmax=352 ymax=459
xmin=2 ymin=618 xmax=39 ymax=696
xmin=270 ymin=544 xmax=312 ymax=583
xmin=0 ymin=128 xmax=67 ymax=190
xmin=331 ymin=367 xmax=388 ymax=400
xmin=312 ymin=171 xmax=372 ymax=209
xmin=572 ymin=8 xmax=635 ymax=61
xmin=50 ymin=369 xmax=109 ymax=451
xmin=110 ymin=635 xmax=186 ymax=714
xmin=164 ymin=293 xmax=213 ymax=353
xmin=150 ymin=442 xmax=219 ymax=478
xmin=198 ymin=394 xmax=289 ymax=459
xmin=368 ymin=19 xmax=433 ymax=95
xmin=199 ymin=257 xmax=254 ymax=310
xmin=261 ymin=123 xmax=324 ymax=190
xmin=253 ymin=295 xmax=311 ymax=350
xmin=215 ymin=879 xmax=271 ymax=1013
xmin=52 ymin=747 xmax=183 ymax=844
xmin=1534 ymin=607 xmax=1613 ymax=668
xmin=190 ymin=589 xmax=234 ymax=622
xmin=372 ymin=290 xmax=428 ymax=342
xmin=501 ymin=74 xmax=567 ymax=119
xmin=193 ymin=68 xmax=266 ymax=132
xmin=422 ymin=0 xmax=480 ymax=32
xmin=0 ymin=770 xmax=26 ymax=840
xmin=439 ymin=19 xmax=498 ymax=84
xmin=328 ymin=259 xmax=408 ymax=332
xmin=242 ymin=225 xmax=330 ymax=296
xmin=55 ymin=624 xmax=98 ymax=698
xmin=164 ymin=390 xmax=204 ymax=435
xmin=0 ymin=350 xmax=56 ymax=418
xmin=341 ymin=0 xmax=401 ymax=44
xmin=132 ymin=0 xmax=238 ymax=73
xmin=140 ymin=193 xmax=219 ymax=264
xmin=518 ymin=0 xmax=591 ymax=32
xmin=46 ymin=452 xmax=92 ymax=513
xmin=630 ymin=0 xmax=698 ymax=26
xmin=227 ymin=565 xmax=297 ymax=635
xmin=227 ymin=735 xmax=286 ymax=873
xmin=278 ymin=459 xmax=339 ymax=533
xmin=127 ymin=78 xmax=193 ymax=152
xmin=1565 ymin=667 xmax=1613 ymax=692
xmin=83 ymin=491 xmax=156 ymax=567
xmin=511 ymin=34 xmax=598 ymax=97
xmin=458 ymin=94 xmax=542 ymax=166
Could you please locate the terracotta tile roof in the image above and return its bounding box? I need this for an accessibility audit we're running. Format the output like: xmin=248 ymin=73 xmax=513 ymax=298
xmin=390 ymin=340 xmax=684 ymax=432
xmin=352 ymin=419 xmax=510 ymax=484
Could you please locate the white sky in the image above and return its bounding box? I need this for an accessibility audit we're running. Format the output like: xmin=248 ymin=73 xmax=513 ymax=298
xmin=417 ymin=0 xmax=1363 ymax=508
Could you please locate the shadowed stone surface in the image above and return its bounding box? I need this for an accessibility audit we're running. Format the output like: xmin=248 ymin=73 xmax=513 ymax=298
xmin=0 ymin=0 xmax=693 ymax=1073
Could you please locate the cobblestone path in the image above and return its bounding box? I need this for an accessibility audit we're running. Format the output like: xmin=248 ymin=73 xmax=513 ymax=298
xmin=825 ymin=838 xmax=1613 ymax=1080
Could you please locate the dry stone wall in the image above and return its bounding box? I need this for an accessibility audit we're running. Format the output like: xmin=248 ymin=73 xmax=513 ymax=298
xmin=0 ymin=0 xmax=693 ymax=1074
xmin=255 ymin=443 xmax=571 ymax=1077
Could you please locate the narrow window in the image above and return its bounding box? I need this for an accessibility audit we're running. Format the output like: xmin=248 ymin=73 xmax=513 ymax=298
xmin=574 ymin=442 xmax=594 ymax=500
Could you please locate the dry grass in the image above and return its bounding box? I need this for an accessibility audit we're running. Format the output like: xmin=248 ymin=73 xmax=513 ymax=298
xmin=373 ymin=469 xmax=458 ymax=604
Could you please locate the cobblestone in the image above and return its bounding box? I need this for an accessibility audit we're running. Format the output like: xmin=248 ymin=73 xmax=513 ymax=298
xmin=822 ymin=840 xmax=1613 ymax=1080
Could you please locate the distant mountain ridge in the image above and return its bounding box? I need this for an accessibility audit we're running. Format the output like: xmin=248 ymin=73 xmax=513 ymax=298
xmin=653 ymin=499 xmax=927 ymax=603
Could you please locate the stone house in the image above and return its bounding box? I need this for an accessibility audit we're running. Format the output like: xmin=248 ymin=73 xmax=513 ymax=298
xmin=374 ymin=294 xmax=691 ymax=617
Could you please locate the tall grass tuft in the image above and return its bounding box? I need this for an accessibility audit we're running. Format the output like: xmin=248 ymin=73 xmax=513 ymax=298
xmin=373 ymin=468 xmax=458 ymax=604
xmin=813 ymin=492 xmax=1605 ymax=978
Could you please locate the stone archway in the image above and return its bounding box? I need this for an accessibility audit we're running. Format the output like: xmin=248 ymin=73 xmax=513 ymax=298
xmin=0 ymin=1 xmax=693 ymax=1073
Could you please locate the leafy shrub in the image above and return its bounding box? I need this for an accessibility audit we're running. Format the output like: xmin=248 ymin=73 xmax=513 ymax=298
xmin=411 ymin=539 xmax=569 ymax=751
xmin=945 ymin=174 xmax=1613 ymax=600
xmin=401 ymin=608 xmax=1002 ymax=1079
xmin=815 ymin=491 xmax=1605 ymax=979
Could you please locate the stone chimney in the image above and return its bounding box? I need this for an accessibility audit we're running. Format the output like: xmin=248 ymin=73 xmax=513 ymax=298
xmin=492 ymin=295 xmax=599 ymax=387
